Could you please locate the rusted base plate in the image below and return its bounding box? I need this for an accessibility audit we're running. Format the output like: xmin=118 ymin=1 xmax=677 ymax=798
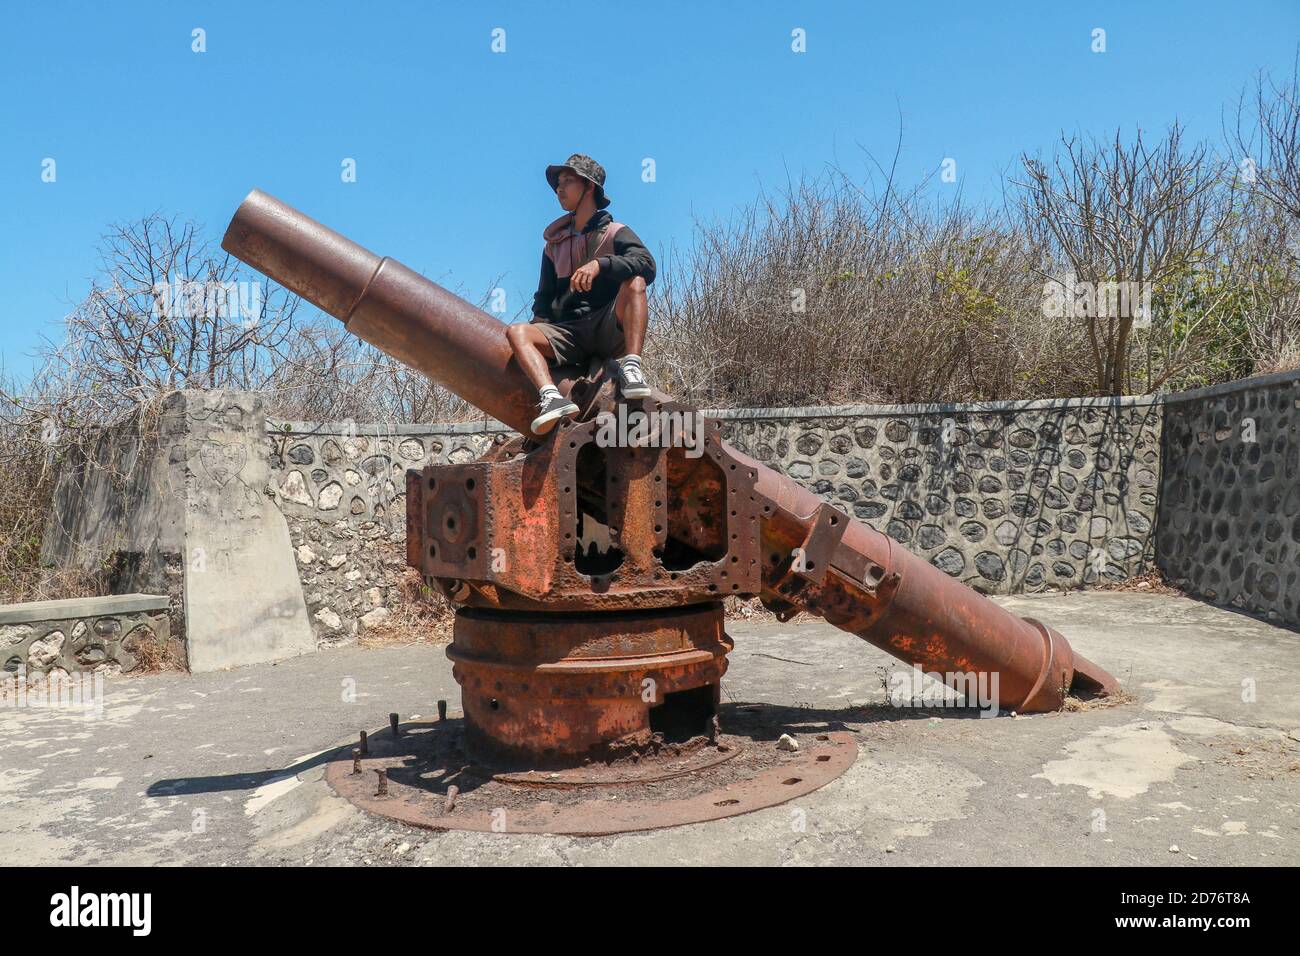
xmin=325 ymin=711 xmax=857 ymax=836
xmin=491 ymin=741 xmax=741 ymax=787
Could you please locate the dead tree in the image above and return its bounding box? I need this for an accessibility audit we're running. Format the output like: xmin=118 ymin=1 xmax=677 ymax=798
xmin=1014 ymin=125 xmax=1227 ymax=395
xmin=14 ymin=213 xmax=300 ymax=433
xmin=1232 ymin=55 xmax=1300 ymax=221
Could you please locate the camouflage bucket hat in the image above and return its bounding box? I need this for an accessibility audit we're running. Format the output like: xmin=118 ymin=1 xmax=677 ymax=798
xmin=545 ymin=153 xmax=611 ymax=209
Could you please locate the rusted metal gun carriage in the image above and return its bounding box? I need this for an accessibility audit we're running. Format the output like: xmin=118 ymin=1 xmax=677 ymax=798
xmin=222 ymin=190 xmax=1118 ymax=833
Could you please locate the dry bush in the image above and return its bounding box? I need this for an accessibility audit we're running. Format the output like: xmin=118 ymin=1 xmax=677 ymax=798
xmin=262 ymin=323 xmax=476 ymax=425
xmin=0 ymin=390 xmax=61 ymax=601
xmin=0 ymin=215 xmax=480 ymax=602
xmin=1227 ymin=57 xmax=1300 ymax=378
xmin=1091 ymin=570 xmax=1185 ymax=596
xmin=1173 ymin=194 xmax=1300 ymax=387
xmin=130 ymin=633 xmax=187 ymax=674
xmin=723 ymin=594 xmax=809 ymax=624
xmin=651 ymin=83 xmax=1298 ymax=407
xmin=1 ymin=214 xmax=300 ymax=602
xmin=357 ymin=567 xmax=455 ymax=647
xmin=1015 ymin=123 xmax=1230 ymax=395
xmin=1061 ymin=691 xmax=1137 ymax=713
xmin=0 ymin=370 xmax=113 ymax=602
xmin=23 ymin=214 xmax=299 ymax=423
xmin=1232 ymin=53 xmax=1300 ymax=220
xmin=649 ymin=167 xmax=1091 ymax=408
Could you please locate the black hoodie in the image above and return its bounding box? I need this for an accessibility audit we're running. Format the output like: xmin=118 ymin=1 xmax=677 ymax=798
xmin=531 ymin=209 xmax=656 ymax=323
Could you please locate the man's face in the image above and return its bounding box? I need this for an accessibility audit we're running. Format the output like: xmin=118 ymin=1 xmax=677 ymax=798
xmin=555 ymin=171 xmax=589 ymax=212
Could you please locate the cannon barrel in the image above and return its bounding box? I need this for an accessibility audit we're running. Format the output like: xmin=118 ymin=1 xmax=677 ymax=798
xmin=220 ymin=189 xmax=541 ymax=435
xmin=221 ymin=189 xmax=1118 ymax=713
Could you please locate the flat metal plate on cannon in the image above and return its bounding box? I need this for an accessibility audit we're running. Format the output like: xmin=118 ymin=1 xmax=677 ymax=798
xmin=324 ymin=711 xmax=858 ymax=836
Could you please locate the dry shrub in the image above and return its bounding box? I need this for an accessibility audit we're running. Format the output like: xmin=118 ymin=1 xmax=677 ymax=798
xmin=650 ymin=64 xmax=1300 ymax=406
xmin=358 ymin=567 xmax=455 ymax=647
xmin=723 ymin=594 xmax=810 ymax=624
xmin=1060 ymin=690 xmax=1137 ymax=713
xmin=1256 ymin=345 xmax=1300 ymax=375
xmin=649 ymin=168 xmax=1097 ymax=409
xmin=130 ymin=634 xmax=187 ymax=674
xmin=0 ymin=379 xmax=111 ymax=603
xmin=262 ymin=322 xmax=478 ymax=424
xmin=1092 ymin=570 xmax=1185 ymax=596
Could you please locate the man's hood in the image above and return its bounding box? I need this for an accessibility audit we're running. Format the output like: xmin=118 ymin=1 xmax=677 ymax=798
xmin=543 ymin=208 xmax=612 ymax=243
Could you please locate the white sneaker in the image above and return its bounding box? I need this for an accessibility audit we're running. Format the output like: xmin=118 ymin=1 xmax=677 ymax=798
xmin=619 ymin=361 xmax=652 ymax=400
xmin=530 ymin=392 xmax=579 ymax=435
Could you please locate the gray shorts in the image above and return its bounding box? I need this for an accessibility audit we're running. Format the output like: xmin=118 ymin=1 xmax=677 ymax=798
xmin=534 ymin=300 xmax=625 ymax=367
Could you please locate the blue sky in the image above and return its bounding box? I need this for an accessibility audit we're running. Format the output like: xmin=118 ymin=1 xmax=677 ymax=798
xmin=1 ymin=0 xmax=1297 ymax=381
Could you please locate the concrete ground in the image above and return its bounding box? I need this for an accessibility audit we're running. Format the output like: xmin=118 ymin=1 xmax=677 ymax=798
xmin=2 ymin=591 xmax=1297 ymax=866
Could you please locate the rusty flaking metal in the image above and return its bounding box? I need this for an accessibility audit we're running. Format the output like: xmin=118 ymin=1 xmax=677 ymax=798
xmin=449 ymin=605 xmax=731 ymax=766
xmin=324 ymin=718 xmax=859 ymax=836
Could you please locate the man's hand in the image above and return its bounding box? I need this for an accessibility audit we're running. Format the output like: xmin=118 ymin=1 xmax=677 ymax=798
xmin=570 ymin=260 xmax=600 ymax=292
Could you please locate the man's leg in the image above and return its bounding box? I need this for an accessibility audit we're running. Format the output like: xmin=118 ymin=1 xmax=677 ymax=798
xmin=613 ymin=276 xmax=648 ymax=357
xmin=505 ymin=322 xmax=559 ymax=392
xmin=612 ymin=276 xmax=651 ymax=398
xmin=505 ymin=322 xmax=579 ymax=435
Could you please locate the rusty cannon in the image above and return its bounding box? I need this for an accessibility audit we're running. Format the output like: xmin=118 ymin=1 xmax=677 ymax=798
xmin=222 ymin=189 xmax=1118 ymax=834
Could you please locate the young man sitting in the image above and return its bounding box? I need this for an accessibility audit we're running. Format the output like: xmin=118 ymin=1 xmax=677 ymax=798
xmin=505 ymin=153 xmax=655 ymax=435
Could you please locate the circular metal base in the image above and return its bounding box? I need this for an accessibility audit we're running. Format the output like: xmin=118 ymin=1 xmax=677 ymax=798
xmin=325 ymin=711 xmax=857 ymax=836
xmin=449 ymin=604 xmax=732 ymax=768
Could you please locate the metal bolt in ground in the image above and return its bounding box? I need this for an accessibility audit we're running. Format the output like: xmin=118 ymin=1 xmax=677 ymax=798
xmin=352 ymin=748 xmax=362 ymax=775
xmin=374 ymin=768 xmax=388 ymax=797
xmin=438 ymin=699 xmax=447 ymax=721
xmin=390 ymin=712 xmax=400 ymax=737
xmin=359 ymin=730 xmax=368 ymax=756
xmin=444 ymin=785 xmax=459 ymax=813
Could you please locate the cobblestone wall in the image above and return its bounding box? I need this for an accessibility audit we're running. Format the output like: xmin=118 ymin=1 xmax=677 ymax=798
xmin=1 ymin=598 xmax=173 ymax=678
xmin=716 ymin=397 xmax=1163 ymax=594
xmin=266 ymin=420 xmax=509 ymax=644
xmin=47 ymin=376 xmax=1297 ymax=656
xmin=1157 ymin=370 xmax=1300 ymax=627
xmin=270 ymin=394 xmax=1163 ymax=644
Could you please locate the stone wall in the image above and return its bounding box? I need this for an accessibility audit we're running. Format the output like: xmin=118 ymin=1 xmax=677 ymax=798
xmin=264 ymin=419 xmax=510 ymax=643
xmin=42 ymin=396 xmax=188 ymax=640
xmin=0 ymin=594 xmax=173 ymax=678
xmin=42 ymin=390 xmax=316 ymax=671
xmin=715 ymin=397 xmax=1163 ymax=594
xmin=1156 ymin=369 xmax=1300 ymax=627
xmin=48 ymin=373 xmax=1295 ymax=661
xmin=269 ymin=393 xmax=1163 ymax=644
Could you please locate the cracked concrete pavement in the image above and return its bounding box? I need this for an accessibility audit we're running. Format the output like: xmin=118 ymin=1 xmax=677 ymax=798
xmin=2 ymin=591 xmax=1297 ymax=866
